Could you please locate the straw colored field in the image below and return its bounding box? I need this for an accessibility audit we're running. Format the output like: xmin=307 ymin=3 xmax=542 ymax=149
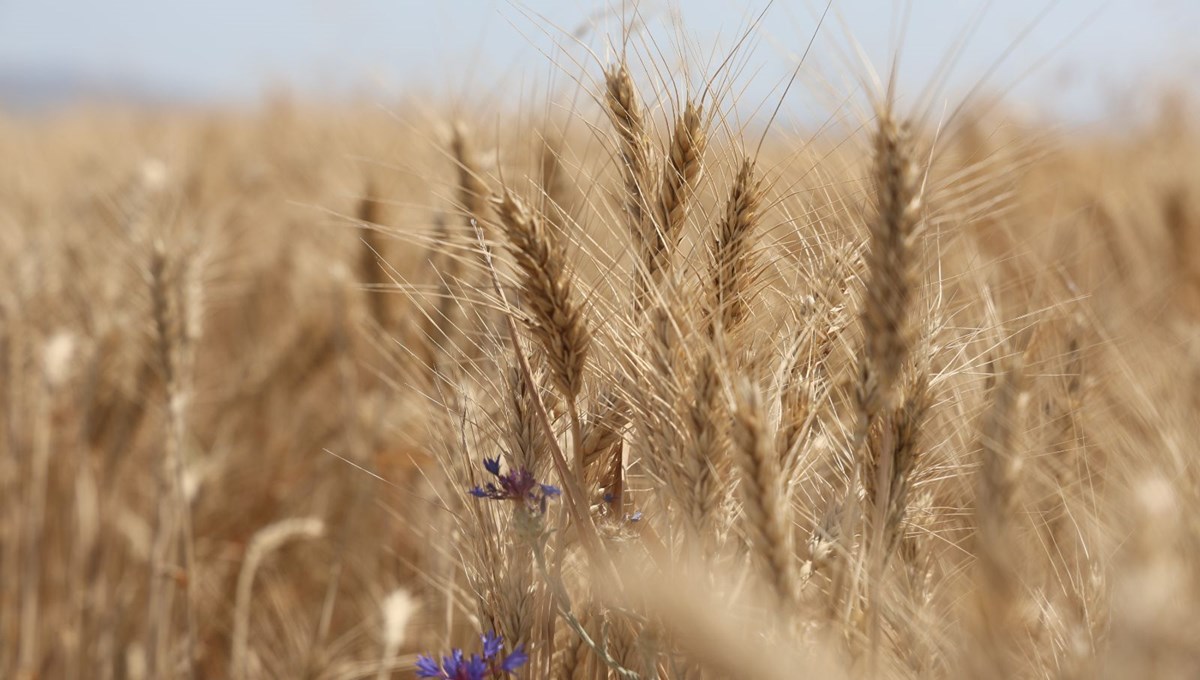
xmin=1 ymin=65 xmax=1198 ymax=679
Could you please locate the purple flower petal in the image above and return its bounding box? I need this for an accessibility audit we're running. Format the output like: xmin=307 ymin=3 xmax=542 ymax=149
xmin=481 ymin=630 xmax=503 ymax=659
xmin=500 ymin=644 xmax=529 ymax=673
xmin=483 ymin=457 xmax=502 ymax=476
xmin=414 ymin=654 xmax=444 ymax=678
xmin=462 ymin=654 xmax=489 ymax=680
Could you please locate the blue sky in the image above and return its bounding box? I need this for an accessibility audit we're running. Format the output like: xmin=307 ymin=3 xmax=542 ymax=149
xmin=0 ymin=1 xmax=1194 ymax=120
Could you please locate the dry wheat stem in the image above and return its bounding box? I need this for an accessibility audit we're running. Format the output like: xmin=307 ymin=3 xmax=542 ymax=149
xmin=230 ymin=518 xmax=325 ymax=680
xmin=17 ymin=333 xmax=50 ymax=679
xmin=970 ymin=353 xmax=1027 ymax=679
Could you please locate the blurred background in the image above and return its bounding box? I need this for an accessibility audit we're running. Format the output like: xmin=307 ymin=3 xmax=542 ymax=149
xmin=0 ymin=0 xmax=1197 ymax=123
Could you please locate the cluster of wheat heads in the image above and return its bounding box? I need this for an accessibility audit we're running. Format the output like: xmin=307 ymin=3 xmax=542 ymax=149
xmin=394 ymin=51 xmax=1200 ymax=680
xmin=1 ymin=23 xmax=1199 ymax=680
xmin=0 ymin=105 xmax=446 ymax=679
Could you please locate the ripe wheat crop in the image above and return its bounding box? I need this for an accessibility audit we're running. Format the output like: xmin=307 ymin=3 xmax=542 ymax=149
xmin=1 ymin=8 xmax=1199 ymax=680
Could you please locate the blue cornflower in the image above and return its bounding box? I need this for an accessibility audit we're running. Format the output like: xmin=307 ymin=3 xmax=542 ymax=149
xmin=499 ymin=646 xmax=528 ymax=672
xmin=483 ymin=456 xmax=502 ymax=476
xmin=481 ymin=630 xmax=504 ymax=658
xmin=469 ymin=457 xmax=561 ymax=514
xmin=415 ymin=630 xmax=528 ymax=679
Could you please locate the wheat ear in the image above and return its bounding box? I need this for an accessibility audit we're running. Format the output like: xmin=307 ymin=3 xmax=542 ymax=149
xmin=708 ymin=157 xmax=763 ymax=338
xmin=731 ymin=379 xmax=799 ymax=611
xmin=854 ymin=110 xmax=923 ymax=629
xmin=492 ymin=190 xmax=591 ymax=403
xmin=648 ymin=101 xmax=706 ymax=282
xmin=858 ymin=110 xmax=921 ymax=421
xmin=604 ymin=63 xmax=654 ymax=250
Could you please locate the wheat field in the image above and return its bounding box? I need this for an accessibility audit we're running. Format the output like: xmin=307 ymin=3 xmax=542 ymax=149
xmin=1 ymin=11 xmax=1199 ymax=680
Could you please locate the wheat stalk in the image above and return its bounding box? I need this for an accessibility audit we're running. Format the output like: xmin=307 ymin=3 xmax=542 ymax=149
xmin=969 ymin=353 xmax=1027 ymax=679
xmin=230 ymin=518 xmax=325 ymax=680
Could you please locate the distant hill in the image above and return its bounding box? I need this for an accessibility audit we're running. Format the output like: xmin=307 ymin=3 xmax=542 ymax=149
xmin=0 ymin=67 xmax=186 ymax=113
